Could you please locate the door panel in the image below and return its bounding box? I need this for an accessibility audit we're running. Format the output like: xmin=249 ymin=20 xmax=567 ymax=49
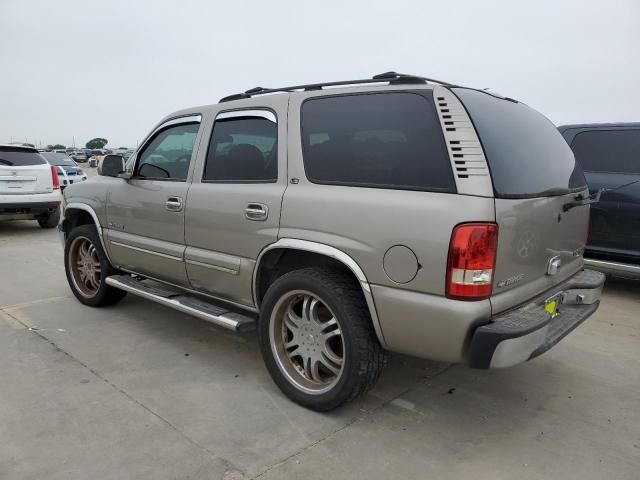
xmin=568 ymin=128 xmax=640 ymax=258
xmin=104 ymin=117 xmax=203 ymax=285
xmin=618 ymin=176 xmax=640 ymax=257
xmin=584 ymin=171 xmax=624 ymax=254
xmin=105 ymin=179 xmax=190 ymax=284
xmin=184 ymin=104 xmax=288 ymax=307
xmin=185 ymin=179 xmax=284 ymax=306
xmin=491 ymin=193 xmax=588 ymax=314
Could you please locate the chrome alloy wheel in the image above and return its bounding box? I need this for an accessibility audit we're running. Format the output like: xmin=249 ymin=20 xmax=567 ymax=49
xmin=68 ymin=236 xmax=101 ymax=298
xmin=269 ymin=290 xmax=345 ymax=395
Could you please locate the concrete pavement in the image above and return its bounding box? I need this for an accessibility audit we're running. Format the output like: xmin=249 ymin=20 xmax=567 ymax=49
xmin=1 ymin=218 xmax=639 ymax=479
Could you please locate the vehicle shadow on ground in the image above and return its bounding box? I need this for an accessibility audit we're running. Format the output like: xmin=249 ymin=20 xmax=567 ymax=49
xmin=603 ymin=275 xmax=640 ymax=299
xmin=16 ymin=287 xmax=637 ymax=478
xmin=0 ymin=220 xmax=52 ymax=239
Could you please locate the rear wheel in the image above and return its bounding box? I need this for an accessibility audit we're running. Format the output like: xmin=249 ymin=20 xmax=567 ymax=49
xmin=259 ymin=267 xmax=385 ymax=411
xmin=64 ymin=224 xmax=126 ymax=307
xmin=37 ymin=206 xmax=60 ymax=229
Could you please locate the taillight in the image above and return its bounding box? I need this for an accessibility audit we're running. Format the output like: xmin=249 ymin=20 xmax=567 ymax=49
xmin=446 ymin=223 xmax=498 ymax=300
xmin=50 ymin=165 xmax=60 ymax=190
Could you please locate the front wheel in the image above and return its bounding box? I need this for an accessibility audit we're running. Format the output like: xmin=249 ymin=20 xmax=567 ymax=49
xmin=259 ymin=267 xmax=385 ymax=411
xmin=64 ymin=224 xmax=127 ymax=307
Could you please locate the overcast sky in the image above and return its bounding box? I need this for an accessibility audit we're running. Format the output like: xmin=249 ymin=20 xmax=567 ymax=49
xmin=1 ymin=0 xmax=638 ymax=148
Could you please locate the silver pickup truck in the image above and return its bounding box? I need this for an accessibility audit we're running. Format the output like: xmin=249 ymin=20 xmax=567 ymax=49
xmin=59 ymin=72 xmax=604 ymax=411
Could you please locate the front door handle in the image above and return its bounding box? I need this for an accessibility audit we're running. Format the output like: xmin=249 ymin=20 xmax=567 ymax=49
xmin=245 ymin=203 xmax=268 ymax=221
xmin=166 ymin=196 xmax=183 ymax=212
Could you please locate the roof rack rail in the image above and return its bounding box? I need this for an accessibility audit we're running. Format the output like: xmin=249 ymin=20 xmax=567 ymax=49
xmin=218 ymin=71 xmax=457 ymax=103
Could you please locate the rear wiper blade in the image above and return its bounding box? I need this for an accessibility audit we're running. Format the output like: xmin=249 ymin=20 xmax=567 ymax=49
xmin=539 ymin=187 xmax=572 ymax=196
xmin=563 ymin=179 xmax=640 ymax=212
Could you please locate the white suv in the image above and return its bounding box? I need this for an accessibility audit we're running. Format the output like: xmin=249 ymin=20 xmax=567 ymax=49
xmin=0 ymin=145 xmax=63 ymax=228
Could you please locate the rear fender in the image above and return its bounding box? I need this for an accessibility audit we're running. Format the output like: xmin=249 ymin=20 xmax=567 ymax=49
xmin=253 ymin=238 xmax=387 ymax=347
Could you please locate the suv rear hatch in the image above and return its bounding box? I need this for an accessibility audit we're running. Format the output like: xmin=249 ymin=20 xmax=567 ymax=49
xmin=0 ymin=147 xmax=53 ymax=195
xmin=453 ymin=88 xmax=590 ymax=314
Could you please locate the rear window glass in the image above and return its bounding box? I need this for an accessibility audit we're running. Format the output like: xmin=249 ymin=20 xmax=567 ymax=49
xmin=570 ymin=130 xmax=640 ymax=174
xmin=454 ymin=88 xmax=586 ymax=198
xmin=0 ymin=148 xmax=47 ymax=166
xmin=41 ymin=152 xmax=75 ymax=166
xmin=301 ymin=92 xmax=455 ymax=192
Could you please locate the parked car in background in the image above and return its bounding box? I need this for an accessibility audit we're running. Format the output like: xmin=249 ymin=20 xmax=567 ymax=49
xmin=0 ymin=144 xmax=62 ymax=228
xmin=559 ymin=123 xmax=640 ymax=277
xmin=70 ymin=151 xmax=88 ymax=163
xmin=41 ymin=152 xmax=88 ymax=189
xmin=60 ymin=73 xmax=604 ymax=411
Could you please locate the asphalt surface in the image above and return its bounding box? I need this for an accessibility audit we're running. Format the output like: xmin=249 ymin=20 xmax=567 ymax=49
xmin=1 ymin=172 xmax=639 ymax=479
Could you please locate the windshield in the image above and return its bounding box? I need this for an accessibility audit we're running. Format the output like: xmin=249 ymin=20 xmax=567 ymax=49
xmin=41 ymin=152 xmax=76 ymax=166
xmin=453 ymin=88 xmax=587 ymax=198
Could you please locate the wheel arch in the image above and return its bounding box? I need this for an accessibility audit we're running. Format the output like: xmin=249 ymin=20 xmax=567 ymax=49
xmin=253 ymin=239 xmax=386 ymax=347
xmin=61 ymin=203 xmax=111 ymax=263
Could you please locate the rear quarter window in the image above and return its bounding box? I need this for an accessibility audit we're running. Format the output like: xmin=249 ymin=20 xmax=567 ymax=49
xmin=570 ymin=129 xmax=640 ymax=174
xmin=0 ymin=148 xmax=47 ymax=166
xmin=301 ymin=92 xmax=455 ymax=192
xmin=453 ymin=88 xmax=586 ymax=198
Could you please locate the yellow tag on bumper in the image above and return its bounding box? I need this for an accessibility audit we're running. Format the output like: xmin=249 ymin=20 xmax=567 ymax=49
xmin=545 ymin=299 xmax=560 ymax=318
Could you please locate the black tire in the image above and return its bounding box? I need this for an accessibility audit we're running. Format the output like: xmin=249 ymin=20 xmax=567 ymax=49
xmin=259 ymin=267 xmax=385 ymax=411
xmin=64 ymin=224 xmax=127 ymax=307
xmin=37 ymin=206 xmax=60 ymax=229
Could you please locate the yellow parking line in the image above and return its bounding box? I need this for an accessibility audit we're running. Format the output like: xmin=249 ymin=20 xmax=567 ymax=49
xmin=0 ymin=296 xmax=69 ymax=330
xmin=0 ymin=296 xmax=69 ymax=312
xmin=0 ymin=309 xmax=23 ymax=329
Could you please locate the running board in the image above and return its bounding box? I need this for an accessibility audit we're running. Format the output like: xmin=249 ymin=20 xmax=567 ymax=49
xmin=105 ymin=275 xmax=256 ymax=332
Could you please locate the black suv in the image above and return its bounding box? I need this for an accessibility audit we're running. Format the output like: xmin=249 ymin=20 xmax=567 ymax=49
xmin=558 ymin=123 xmax=640 ymax=277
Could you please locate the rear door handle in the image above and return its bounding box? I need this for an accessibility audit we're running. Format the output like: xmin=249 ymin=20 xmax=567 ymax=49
xmin=245 ymin=203 xmax=268 ymax=221
xmin=166 ymin=196 xmax=183 ymax=212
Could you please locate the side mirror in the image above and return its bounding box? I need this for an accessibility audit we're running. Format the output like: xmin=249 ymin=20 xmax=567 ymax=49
xmin=98 ymin=154 xmax=126 ymax=177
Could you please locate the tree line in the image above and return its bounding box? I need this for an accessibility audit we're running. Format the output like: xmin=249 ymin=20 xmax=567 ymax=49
xmin=46 ymin=138 xmax=108 ymax=150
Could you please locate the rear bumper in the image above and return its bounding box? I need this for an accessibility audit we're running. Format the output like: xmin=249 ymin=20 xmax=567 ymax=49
xmin=60 ymin=174 xmax=88 ymax=188
xmin=467 ymin=269 xmax=605 ymax=369
xmin=584 ymin=257 xmax=640 ymax=278
xmin=0 ymin=197 xmax=61 ymax=218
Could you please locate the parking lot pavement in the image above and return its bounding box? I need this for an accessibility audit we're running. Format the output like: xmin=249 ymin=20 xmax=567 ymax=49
xmin=1 ymin=221 xmax=639 ymax=480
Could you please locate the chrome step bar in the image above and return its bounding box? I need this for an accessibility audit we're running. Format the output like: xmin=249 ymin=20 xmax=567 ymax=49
xmin=584 ymin=258 xmax=640 ymax=277
xmin=105 ymin=275 xmax=256 ymax=332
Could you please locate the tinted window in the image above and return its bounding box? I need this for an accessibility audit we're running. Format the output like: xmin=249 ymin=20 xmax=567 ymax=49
xmin=570 ymin=130 xmax=640 ymax=174
xmin=301 ymin=93 xmax=454 ymax=192
xmin=41 ymin=152 xmax=75 ymax=166
xmin=0 ymin=147 xmax=47 ymax=166
xmin=203 ymin=116 xmax=277 ymax=182
xmin=136 ymin=123 xmax=199 ymax=181
xmin=454 ymin=88 xmax=586 ymax=198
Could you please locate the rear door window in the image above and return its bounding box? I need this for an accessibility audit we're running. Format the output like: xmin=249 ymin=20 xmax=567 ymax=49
xmin=300 ymin=92 xmax=455 ymax=192
xmin=454 ymin=88 xmax=586 ymax=198
xmin=570 ymin=130 xmax=640 ymax=174
xmin=0 ymin=148 xmax=47 ymax=166
xmin=203 ymin=113 xmax=278 ymax=182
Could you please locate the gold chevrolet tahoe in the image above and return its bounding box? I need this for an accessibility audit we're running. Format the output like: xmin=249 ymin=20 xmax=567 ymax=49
xmin=59 ymin=72 xmax=604 ymax=411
